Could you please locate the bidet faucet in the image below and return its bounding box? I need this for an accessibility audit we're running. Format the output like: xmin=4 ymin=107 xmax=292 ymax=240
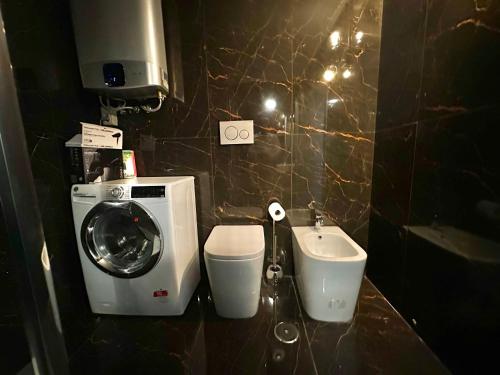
xmin=308 ymin=201 xmax=324 ymax=230
xmin=315 ymin=213 xmax=324 ymax=231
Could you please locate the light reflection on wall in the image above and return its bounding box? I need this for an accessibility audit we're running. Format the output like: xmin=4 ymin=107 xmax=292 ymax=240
xmin=264 ymin=98 xmax=277 ymax=112
xmin=323 ymin=68 xmax=336 ymax=82
xmin=329 ymin=30 xmax=341 ymax=49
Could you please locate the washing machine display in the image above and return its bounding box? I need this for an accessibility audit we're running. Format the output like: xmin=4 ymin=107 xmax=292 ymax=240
xmin=81 ymin=201 xmax=162 ymax=278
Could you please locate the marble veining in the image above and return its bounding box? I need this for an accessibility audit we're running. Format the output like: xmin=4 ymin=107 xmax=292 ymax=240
xmin=288 ymin=0 xmax=381 ymax=248
xmin=301 ymin=279 xmax=449 ymax=375
xmin=70 ymin=277 xmax=315 ymax=375
xmin=70 ymin=277 xmax=448 ymax=375
xmin=122 ymin=0 xmax=384 ymax=254
xmin=421 ymin=0 xmax=500 ymax=117
xmin=369 ymin=0 xmax=500 ymax=373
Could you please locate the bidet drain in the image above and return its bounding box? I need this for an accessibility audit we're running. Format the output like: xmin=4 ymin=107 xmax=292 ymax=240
xmin=274 ymin=322 xmax=299 ymax=344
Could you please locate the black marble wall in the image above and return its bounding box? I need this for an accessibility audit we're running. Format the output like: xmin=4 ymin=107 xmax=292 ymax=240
xmin=124 ymin=0 xmax=383 ymax=258
xmin=1 ymin=0 xmax=101 ymax=358
xmin=290 ymin=0 xmax=382 ymax=248
xmin=369 ymin=0 xmax=500 ymax=373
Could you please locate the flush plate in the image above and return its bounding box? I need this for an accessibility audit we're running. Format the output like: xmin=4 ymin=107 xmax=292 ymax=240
xmin=219 ymin=120 xmax=254 ymax=145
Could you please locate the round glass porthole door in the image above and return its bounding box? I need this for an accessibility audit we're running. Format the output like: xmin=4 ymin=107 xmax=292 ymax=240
xmin=81 ymin=201 xmax=162 ymax=278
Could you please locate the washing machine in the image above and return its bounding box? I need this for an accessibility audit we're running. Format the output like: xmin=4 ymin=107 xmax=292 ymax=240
xmin=71 ymin=177 xmax=200 ymax=315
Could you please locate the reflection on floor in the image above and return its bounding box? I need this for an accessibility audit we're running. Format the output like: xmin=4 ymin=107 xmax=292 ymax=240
xmin=70 ymin=277 xmax=449 ymax=375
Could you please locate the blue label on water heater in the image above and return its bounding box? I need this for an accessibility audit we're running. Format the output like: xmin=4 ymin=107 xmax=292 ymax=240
xmin=103 ymin=63 xmax=125 ymax=87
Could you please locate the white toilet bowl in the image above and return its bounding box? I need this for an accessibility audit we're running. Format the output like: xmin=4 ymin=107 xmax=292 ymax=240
xmin=204 ymin=225 xmax=265 ymax=318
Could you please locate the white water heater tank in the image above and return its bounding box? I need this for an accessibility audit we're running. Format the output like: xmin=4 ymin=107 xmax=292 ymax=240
xmin=70 ymin=0 xmax=171 ymax=99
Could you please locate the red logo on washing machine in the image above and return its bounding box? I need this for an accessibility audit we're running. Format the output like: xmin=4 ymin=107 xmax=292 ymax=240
xmin=153 ymin=289 xmax=168 ymax=297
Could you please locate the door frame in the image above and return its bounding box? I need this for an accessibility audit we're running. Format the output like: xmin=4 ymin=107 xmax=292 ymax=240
xmin=0 ymin=6 xmax=69 ymax=375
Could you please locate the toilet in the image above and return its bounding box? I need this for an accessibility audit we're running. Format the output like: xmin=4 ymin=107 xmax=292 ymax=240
xmin=204 ymin=225 xmax=265 ymax=318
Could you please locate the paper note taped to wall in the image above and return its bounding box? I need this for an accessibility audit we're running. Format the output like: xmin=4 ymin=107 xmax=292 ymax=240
xmin=81 ymin=122 xmax=123 ymax=149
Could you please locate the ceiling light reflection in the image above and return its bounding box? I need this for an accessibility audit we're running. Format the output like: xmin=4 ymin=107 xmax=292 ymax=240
xmin=329 ymin=31 xmax=341 ymax=49
xmin=342 ymin=69 xmax=352 ymax=79
xmin=355 ymin=31 xmax=364 ymax=44
xmin=264 ymin=98 xmax=277 ymax=111
xmin=323 ymin=69 xmax=336 ymax=82
xmin=327 ymin=98 xmax=339 ymax=107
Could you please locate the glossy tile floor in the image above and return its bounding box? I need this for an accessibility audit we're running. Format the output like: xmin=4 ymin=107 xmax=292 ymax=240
xmin=70 ymin=277 xmax=449 ymax=374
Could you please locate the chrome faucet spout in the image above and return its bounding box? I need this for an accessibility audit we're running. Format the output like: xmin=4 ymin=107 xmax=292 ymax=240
xmin=308 ymin=201 xmax=324 ymax=230
xmin=315 ymin=214 xmax=324 ymax=231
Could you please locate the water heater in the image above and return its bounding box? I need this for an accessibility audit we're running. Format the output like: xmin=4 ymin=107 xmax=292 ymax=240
xmin=71 ymin=0 xmax=183 ymax=101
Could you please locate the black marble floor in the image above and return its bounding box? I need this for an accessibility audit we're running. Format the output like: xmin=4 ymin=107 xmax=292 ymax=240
xmin=70 ymin=277 xmax=449 ymax=375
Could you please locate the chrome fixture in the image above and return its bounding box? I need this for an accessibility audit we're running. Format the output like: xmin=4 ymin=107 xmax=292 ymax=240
xmin=308 ymin=201 xmax=324 ymax=230
xmin=266 ymin=199 xmax=285 ymax=280
xmin=274 ymin=322 xmax=299 ymax=344
xmin=315 ymin=214 xmax=324 ymax=231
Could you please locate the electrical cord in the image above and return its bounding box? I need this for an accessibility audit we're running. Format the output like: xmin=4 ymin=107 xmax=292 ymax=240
xmin=99 ymin=92 xmax=165 ymax=114
xmin=140 ymin=92 xmax=165 ymax=113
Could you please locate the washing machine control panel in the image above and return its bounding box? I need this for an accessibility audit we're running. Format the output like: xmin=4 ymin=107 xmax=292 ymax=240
xmin=104 ymin=185 xmax=166 ymax=200
xmin=104 ymin=185 xmax=131 ymax=200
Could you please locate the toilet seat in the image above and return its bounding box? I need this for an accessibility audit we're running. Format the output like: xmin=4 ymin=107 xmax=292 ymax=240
xmin=204 ymin=225 xmax=265 ymax=260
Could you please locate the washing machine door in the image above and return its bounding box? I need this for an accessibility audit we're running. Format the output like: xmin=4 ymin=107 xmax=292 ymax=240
xmin=80 ymin=201 xmax=162 ymax=278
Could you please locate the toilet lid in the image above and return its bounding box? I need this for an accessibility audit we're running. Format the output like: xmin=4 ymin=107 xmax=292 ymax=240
xmin=204 ymin=225 xmax=265 ymax=260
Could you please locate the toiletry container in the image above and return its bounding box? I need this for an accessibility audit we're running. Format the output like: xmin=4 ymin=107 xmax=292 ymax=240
xmin=204 ymin=225 xmax=265 ymax=318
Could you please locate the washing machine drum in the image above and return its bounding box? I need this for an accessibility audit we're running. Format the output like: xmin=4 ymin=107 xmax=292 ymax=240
xmin=81 ymin=201 xmax=162 ymax=278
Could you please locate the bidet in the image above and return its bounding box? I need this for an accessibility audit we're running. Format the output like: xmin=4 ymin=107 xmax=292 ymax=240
xmin=292 ymin=226 xmax=367 ymax=322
